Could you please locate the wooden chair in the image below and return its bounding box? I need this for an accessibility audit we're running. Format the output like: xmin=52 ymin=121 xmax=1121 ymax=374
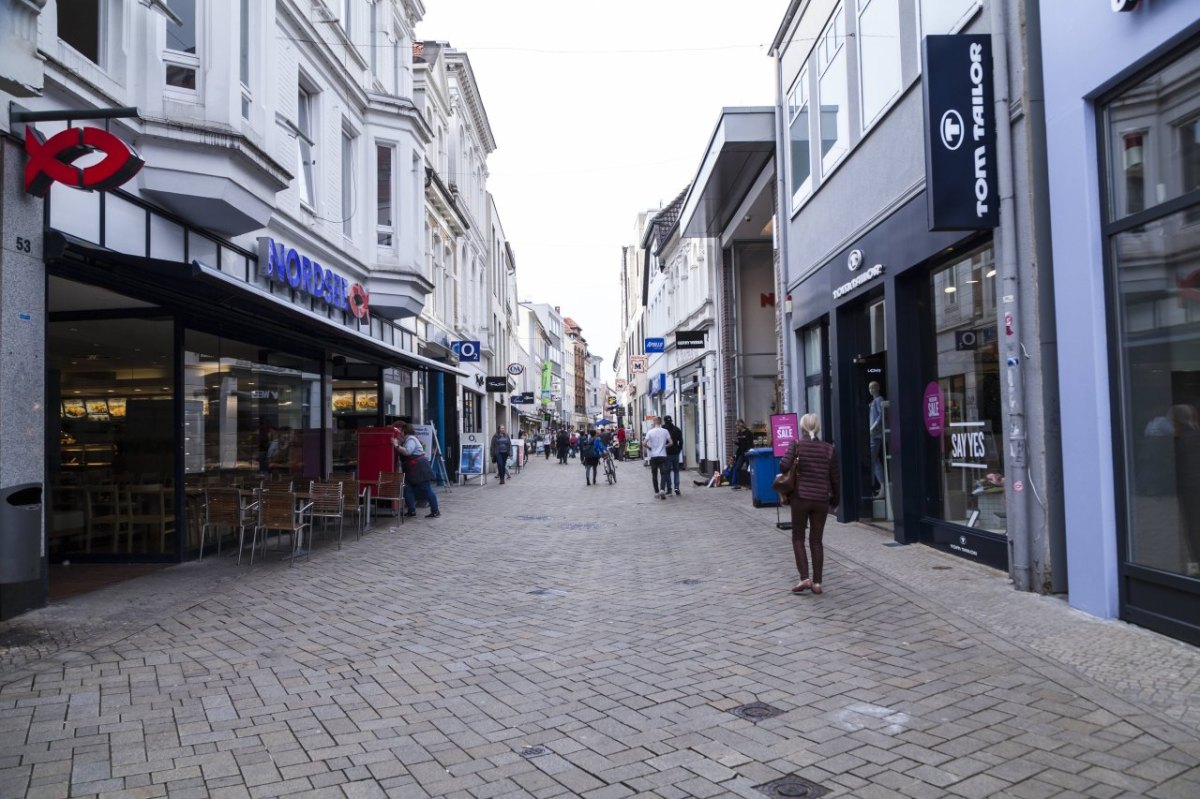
xmin=253 ymin=490 xmax=311 ymax=566
xmin=329 ymin=472 xmax=365 ymax=538
xmin=86 ymin=485 xmax=130 ymax=553
xmin=201 ymin=488 xmax=255 ymax=563
xmin=307 ymin=481 xmax=345 ymax=549
xmin=373 ymin=471 xmax=406 ymax=525
xmin=262 ymin=479 xmax=294 ymax=492
xmin=127 ymin=484 xmax=176 ymax=554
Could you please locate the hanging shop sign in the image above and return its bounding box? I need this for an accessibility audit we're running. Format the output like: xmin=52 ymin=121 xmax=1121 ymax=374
xmin=615 ymin=378 xmax=627 ymax=391
xmin=921 ymin=35 xmax=999 ymax=231
xmin=645 ymin=337 xmax=665 ymax=353
xmin=629 ymin=355 xmax=648 ymax=374
xmin=23 ymin=126 xmax=145 ymax=197
xmin=485 ymin=376 xmax=507 ymax=392
xmin=511 ymin=392 xmax=536 ymax=404
xmin=676 ymin=330 xmax=706 ymax=349
xmin=451 ymin=340 xmax=481 ymax=362
xmin=507 ymin=362 xmax=525 ymax=375
xmin=257 ymin=238 xmax=370 ymax=319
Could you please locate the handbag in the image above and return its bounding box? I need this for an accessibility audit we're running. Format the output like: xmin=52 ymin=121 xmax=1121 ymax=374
xmin=773 ymin=448 xmax=799 ymax=499
xmin=403 ymin=455 xmax=435 ymax=484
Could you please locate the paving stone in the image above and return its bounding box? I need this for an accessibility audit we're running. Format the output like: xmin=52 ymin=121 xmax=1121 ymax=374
xmin=1 ymin=464 xmax=1197 ymax=799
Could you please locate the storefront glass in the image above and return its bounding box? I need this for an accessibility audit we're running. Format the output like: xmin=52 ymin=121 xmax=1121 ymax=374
xmin=49 ymin=316 xmax=176 ymax=558
xmin=332 ymin=357 xmax=382 ymax=473
xmin=1107 ymin=46 xmax=1200 ymax=579
xmin=182 ymin=330 xmax=322 ymax=486
xmin=929 ymin=246 xmax=1005 ymax=533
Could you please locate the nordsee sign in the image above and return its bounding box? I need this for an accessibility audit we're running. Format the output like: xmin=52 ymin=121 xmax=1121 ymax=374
xmin=257 ymin=238 xmax=370 ymax=319
xmin=921 ymin=35 xmax=999 ymax=231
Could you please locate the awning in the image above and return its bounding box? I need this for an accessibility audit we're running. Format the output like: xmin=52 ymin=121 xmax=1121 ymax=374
xmin=680 ymin=108 xmax=776 ymax=239
xmin=45 ymin=231 xmax=469 ymax=377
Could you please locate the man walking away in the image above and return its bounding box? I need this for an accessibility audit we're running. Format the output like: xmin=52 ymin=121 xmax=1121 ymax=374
xmin=490 ymin=424 xmax=512 ymax=485
xmin=643 ymin=417 xmax=672 ymax=500
xmin=580 ymin=428 xmax=599 ymax=485
xmin=663 ymin=415 xmax=684 ymax=496
xmin=731 ymin=419 xmax=753 ymax=490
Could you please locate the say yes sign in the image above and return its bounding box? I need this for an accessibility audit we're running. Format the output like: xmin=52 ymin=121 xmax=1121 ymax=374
xmin=921 ymin=35 xmax=998 ymax=231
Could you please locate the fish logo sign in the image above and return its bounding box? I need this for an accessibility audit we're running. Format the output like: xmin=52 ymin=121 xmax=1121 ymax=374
xmin=24 ymin=126 xmax=145 ymax=197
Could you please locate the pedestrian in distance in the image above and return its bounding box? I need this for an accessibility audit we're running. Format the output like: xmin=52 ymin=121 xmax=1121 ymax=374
xmin=663 ymin=414 xmax=684 ymax=496
xmin=778 ymin=413 xmax=839 ymax=595
xmin=556 ymin=428 xmax=570 ymax=464
xmin=616 ymin=426 xmax=627 ymax=460
xmin=643 ymin=417 xmax=673 ymax=500
xmin=580 ymin=428 xmax=600 ymax=485
xmin=491 ymin=424 xmax=512 ymax=485
xmin=396 ymin=421 xmax=441 ymax=518
xmin=730 ymin=419 xmax=754 ymax=490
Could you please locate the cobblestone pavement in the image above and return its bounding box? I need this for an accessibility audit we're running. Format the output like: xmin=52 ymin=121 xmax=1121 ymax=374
xmin=2 ymin=457 xmax=1199 ymax=798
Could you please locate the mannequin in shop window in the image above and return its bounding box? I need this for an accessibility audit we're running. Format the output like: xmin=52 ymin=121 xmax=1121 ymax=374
xmin=868 ymin=381 xmax=885 ymax=497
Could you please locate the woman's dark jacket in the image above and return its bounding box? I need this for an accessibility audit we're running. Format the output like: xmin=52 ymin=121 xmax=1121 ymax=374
xmin=779 ymin=437 xmax=840 ymax=509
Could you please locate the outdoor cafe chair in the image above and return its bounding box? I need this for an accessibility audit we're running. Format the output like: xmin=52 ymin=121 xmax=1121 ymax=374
xmin=329 ymin=471 xmax=367 ymax=538
xmin=373 ymin=471 xmax=406 ymax=524
xmin=307 ymin=481 xmax=345 ymax=549
xmin=252 ymin=490 xmax=312 ymax=566
xmin=201 ymin=487 xmax=256 ymax=564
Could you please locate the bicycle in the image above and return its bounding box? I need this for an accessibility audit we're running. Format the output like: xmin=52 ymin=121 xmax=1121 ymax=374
xmin=602 ymin=450 xmax=617 ymax=485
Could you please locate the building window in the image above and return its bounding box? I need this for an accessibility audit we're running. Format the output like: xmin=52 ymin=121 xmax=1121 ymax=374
xmin=788 ymin=69 xmax=812 ymax=210
xmin=58 ymin=0 xmax=103 ymax=64
xmin=296 ymin=86 xmax=316 ymax=207
xmin=341 ymin=129 xmax=355 ymax=237
xmin=376 ymin=144 xmax=395 ymax=246
xmin=857 ymin=0 xmax=901 ymax=130
xmin=164 ymin=0 xmax=199 ymax=90
xmin=802 ymin=324 xmax=824 ymax=417
xmin=240 ymin=0 xmax=251 ymax=118
xmin=817 ymin=6 xmax=849 ymax=174
xmin=918 ymin=0 xmax=979 ymax=36
xmin=929 ymin=247 xmax=1003 ymax=533
xmin=1105 ymin=45 xmax=1200 ymax=578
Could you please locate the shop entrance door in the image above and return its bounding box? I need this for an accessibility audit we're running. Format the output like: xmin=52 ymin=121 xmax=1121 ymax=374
xmin=854 ymin=352 xmax=893 ymax=524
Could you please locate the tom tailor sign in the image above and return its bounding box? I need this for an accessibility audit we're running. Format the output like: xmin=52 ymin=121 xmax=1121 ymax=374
xmin=921 ymin=35 xmax=999 ymax=231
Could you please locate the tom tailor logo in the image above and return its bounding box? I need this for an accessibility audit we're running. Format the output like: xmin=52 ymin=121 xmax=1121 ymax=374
xmin=833 ymin=264 xmax=885 ymax=299
xmin=24 ymin=126 xmax=144 ymax=197
xmin=966 ymin=42 xmax=992 ymax=221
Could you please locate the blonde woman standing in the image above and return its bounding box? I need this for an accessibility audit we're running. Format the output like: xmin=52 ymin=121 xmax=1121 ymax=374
xmin=778 ymin=413 xmax=840 ymax=594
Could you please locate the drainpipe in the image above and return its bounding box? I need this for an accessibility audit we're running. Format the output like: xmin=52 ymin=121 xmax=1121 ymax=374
xmin=773 ymin=48 xmax=794 ymax=413
xmin=989 ymin=0 xmax=1031 ymax=591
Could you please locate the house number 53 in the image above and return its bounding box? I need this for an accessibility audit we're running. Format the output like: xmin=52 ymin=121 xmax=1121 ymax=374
xmin=14 ymin=236 xmax=33 ymax=253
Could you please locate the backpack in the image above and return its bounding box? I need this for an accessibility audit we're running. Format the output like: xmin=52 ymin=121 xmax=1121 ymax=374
xmin=593 ymin=437 xmax=606 ymax=457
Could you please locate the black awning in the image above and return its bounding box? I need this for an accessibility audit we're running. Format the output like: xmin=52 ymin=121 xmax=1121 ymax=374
xmin=44 ymin=231 xmax=467 ymax=377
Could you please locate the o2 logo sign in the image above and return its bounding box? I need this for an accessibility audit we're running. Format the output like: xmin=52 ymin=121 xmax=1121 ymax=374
xmin=452 ymin=340 xmax=481 ymax=362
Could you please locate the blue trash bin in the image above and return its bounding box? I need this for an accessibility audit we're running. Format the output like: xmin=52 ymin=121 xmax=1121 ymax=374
xmin=747 ymin=447 xmax=782 ymax=508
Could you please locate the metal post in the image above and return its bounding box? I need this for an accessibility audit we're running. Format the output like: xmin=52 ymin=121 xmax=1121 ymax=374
xmin=989 ymin=0 xmax=1031 ymax=591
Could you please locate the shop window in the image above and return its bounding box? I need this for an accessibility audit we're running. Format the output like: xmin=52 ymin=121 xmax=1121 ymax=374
xmin=49 ymin=314 xmax=176 ymax=559
xmin=929 ymin=247 xmax=1004 ymax=533
xmin=182 ymin=330 xmax=322 ymax=487
xmin=802 ymin=324 xmax=824 ymax=416
xmin=1103 ymin=46 xmax=1200 ymax=579
xmin=788 ymin=69 xmax=812 ymax=210
xmin=58 ymin=0 xmax=103 ymax=65
xmin=331 ymin=357 xmax=382 ymax=473
xmin=857 ymin=0 xmax=901 ymax=131
xmin=164 ymin=0 xmax=199 ymax=91
xmin=463 ymin=390 xmax=480 ymax=434
xmin=377 ymin=144 xmax=395 ymax=246
xmin=817 ymin=6 xmax=849 ymax=175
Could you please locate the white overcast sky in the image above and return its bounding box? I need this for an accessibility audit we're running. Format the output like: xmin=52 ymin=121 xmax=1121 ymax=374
xmin=417 ymin=1 xmax=787 ymax=375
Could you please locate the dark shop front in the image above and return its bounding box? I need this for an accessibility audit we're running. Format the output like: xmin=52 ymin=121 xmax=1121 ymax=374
xmin=790 ymin=192 xmax=1008 ymax=570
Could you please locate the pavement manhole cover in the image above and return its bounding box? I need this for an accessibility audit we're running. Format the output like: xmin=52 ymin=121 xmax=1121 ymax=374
xmin=729 ymin=702 xmax=785 ymax=723
xmin=527 ymin=588 xmax=567 ymax=597
xmin=519 ymin=746 xmax=550 ymax=759
xmin=753 ymin=774 xmax=830 ymax=798
xmin=678 ymin=579 xmax=701 ymax=585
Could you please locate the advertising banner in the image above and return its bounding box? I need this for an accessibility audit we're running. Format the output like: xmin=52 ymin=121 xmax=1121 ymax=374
xmin=676 ymin=330 xmax=705 ymax=349
xmin=540 ymin=361 xmax=553 ymax=405
xmin=921 ymin=35 xmax=999 ymax=231
xmin=645 ymin=337 xmax=665 ymax=353
xmin=770 ymin=413 xmax=799 ymax=457
xmin=459 ymin=443 xmax=484 ymax=475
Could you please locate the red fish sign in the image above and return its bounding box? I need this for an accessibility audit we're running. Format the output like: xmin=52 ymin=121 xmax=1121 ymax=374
xmin=24 ymin=126 xmax=144 ymax=197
